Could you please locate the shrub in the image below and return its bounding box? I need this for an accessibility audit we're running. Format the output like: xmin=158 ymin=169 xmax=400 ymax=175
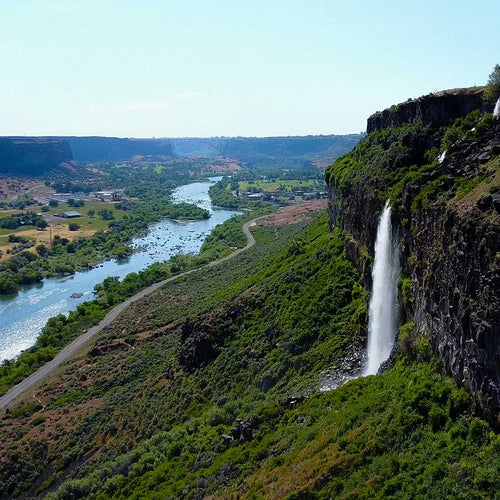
xmin=398 ymin=321 xmax=417 ymax=359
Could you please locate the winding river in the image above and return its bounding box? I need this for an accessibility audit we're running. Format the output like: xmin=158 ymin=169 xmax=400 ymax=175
xmin=0 ymin=178 xmax=239 ymax=361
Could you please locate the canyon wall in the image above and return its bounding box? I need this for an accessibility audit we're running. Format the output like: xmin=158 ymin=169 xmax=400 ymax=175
xmin=0 ymin=137 xmax=73 ymax=176
xmin=328 ymin=89 xmax=500 ymax=415
xmin=367 ymin=88 xmax=486 ymax=133
xmin=63 ymin=137 xmax=174 ymax=162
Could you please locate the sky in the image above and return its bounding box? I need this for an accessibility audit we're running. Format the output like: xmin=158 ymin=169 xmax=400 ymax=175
xmin=1 ymin=0 xmax=499 ymax=138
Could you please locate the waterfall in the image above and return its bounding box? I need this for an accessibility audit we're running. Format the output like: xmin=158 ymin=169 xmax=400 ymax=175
xmin=494 ymin=97 xmax=500 ymax=118
xmin=364 ymin=200 xmax=400 ymax=375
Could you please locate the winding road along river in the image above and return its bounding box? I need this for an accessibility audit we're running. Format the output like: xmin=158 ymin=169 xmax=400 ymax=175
xmin=0 ymin=215 xmax=261 ymax=410
xmin=0 ymin=178 xmax=239 ymax=362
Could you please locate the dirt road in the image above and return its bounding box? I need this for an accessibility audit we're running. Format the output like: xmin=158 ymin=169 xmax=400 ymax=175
xmin=0 ymin=200 xmax=326 ymax=410
xmin=0 ymin=218 xmax=260 ymax=411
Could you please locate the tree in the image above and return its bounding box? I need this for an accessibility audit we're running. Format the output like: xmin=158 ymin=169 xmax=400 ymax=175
xmin=36 ymin=219 xmax=48 ymax=229
xmin=88 ymin=209 xmax=95 ymax=217
xmin=485 ymin=64 xmax=500 ymax=103
xmin=98 ymin=209 xmax=115 ymax=220
xmin=36 ymin=243 xmax=48 ymax=256
xmin=68 ymin=222 xmax=80 ymax=231
xmin=49 ymin=199 xmax=59 ymax=208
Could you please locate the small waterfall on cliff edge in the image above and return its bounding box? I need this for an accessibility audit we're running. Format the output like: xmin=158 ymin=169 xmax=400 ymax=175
xmin=364 ymin=200 xmax=400 ymax=376
xmin=494 ymin=98 xmax=500 ymax=118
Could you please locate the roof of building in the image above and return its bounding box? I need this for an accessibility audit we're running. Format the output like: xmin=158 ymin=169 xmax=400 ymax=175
xmin=61 ymin=211 xmax=81 ymax=217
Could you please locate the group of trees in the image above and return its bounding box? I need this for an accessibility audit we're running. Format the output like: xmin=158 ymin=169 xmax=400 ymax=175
xmin=67 ymin=198 xmax=85 ymax=208
xmin=0 ymin=198 xmax=36 ymax=210
xmin=0 ymin=212 xmax=47 ymax=230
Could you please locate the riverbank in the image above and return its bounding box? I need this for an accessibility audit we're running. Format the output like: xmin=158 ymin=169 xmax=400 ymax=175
xmin=0 ymin=180 xmax=239 ymax=362
xmin=0 ymin=201 xmax=325 ymax=410
xmin=0 ymin=214 xmax=263 ymax=409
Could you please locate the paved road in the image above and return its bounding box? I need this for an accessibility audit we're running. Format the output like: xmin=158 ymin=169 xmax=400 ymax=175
xmin=0 ymin=217 xmax=261 ymax=411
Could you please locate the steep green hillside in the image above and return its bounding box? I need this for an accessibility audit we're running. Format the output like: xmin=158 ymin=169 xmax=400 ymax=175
xmin=1 ymin=210 xmax=499 ymax=499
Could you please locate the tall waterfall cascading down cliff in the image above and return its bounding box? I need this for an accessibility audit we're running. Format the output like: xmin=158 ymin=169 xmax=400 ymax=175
xmin=494 ymin=97 xmax=500 ymax=117
xmin=364 ymin=201 xmax=400 ymax=375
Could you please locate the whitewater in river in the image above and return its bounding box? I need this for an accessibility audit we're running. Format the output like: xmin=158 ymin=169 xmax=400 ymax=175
xmin=364 ymin=200 xmax=400 ymax=375
xmin=0 ymin=178 xmax=239 ymax=361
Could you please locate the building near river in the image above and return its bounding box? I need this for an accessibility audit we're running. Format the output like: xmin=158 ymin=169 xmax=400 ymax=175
xmin=57 ymin=211 xmax=81 ymax=218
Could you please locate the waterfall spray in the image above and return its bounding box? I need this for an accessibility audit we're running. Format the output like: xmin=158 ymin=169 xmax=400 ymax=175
xmin=364 ymin=200 xmax=400 ymax=375
xmin=494 ymin=97 xmax=500 ymax=118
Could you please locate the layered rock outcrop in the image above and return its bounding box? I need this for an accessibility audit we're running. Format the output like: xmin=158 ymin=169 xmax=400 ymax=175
xmin=0 ymin=137 xmax=73 ymax=176
xmin=329 ymin=93 xmax=500 ymax=416
xmin=63 ymin=136 xmax=174 ymax=162
xmin=367 ymin=88 xmax=486 ymax=133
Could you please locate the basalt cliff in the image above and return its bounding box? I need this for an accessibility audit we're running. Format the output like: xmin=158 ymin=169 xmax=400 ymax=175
xmin=327 ymin=88 xmax=500 ymax=416
xmin=0 ymin=137 xmax=73 ymax=176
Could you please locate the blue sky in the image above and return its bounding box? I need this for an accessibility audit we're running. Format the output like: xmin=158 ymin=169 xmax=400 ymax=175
xmin=1 ymin=0 xmax=499 ymax=137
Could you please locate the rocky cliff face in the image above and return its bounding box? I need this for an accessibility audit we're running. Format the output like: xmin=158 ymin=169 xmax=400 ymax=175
xmin=367 ymin=88 xmax=486 ymax=133
xmin=63 ymin=136 xmax=174 ymax=162
xmin=328 ymin=95 xmax=500 ymax=417
xmin=0 ymin=137 xmax=73 ymax=176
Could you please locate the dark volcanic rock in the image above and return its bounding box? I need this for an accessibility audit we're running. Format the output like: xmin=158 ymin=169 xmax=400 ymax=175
xmin=178 ymin=318 xmax=219 ymax=372
xmin=328 ymin=112 xmax=500 ymax=416
xmin=367 ymin=88 xmax=485 ymax=133
xmin=63 ymin=136 xmax=174 ymax=162
xmin=230 ymin=417 xmax=259 ymax=443
xmin=0 ymin=137 xmax=73 ymax=176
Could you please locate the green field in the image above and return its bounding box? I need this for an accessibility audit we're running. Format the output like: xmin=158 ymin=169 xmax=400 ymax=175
xmin=238 ymin=179 xmax=324 ymax=192
xmin=0 ymin=225 xmax=37 ymax=237
xmin=45 ymin=201 xmax=129 ymax=231
xmin=0 ymin=201 xmax=129 ymax=235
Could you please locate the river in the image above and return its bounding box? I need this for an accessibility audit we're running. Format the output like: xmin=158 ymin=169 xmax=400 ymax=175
xmin=0 ymin=178 xmax=239 ymax=362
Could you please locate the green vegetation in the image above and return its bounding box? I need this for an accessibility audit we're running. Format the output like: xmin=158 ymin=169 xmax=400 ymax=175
xmin=209 ymin=179 xmax=249 ymax=209
xmin=0 ymin=172 xmax=210 ymax=296
xmin=0 ymin=198 xmax=37 ymax=210
xmin=0 ymin=211 xmax=46 ymax=230
xmin=238 ymin=179 xmax=325 ymax=193
xmin=325 ymin=110 xmax=497 ymax=211
xmin=0 ymin=208 xmax=271 ymax=394
xmin=484 ymin=63 xmax=500 ymax=103
xmin=1 ymin=212 xmax=498 ymax=499
xmin=44 ymin=360 xmax=500 ymax=499
xmin=1 ymin=212 xmax=366 ymax=496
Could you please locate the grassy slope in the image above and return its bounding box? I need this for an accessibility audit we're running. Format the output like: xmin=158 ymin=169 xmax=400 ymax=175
xmin=1 ymin=212 xmax=499 ymax=499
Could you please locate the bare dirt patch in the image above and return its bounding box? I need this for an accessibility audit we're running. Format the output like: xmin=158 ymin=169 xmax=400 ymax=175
xmin=202 ymin=158 xmax=243 ymax=173
xmin=258 ymin=199 xmax=328 ymax=227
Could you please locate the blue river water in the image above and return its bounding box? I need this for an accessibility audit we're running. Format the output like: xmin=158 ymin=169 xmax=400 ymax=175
xmin=0 ymin=178 xmax=239 ymax=361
